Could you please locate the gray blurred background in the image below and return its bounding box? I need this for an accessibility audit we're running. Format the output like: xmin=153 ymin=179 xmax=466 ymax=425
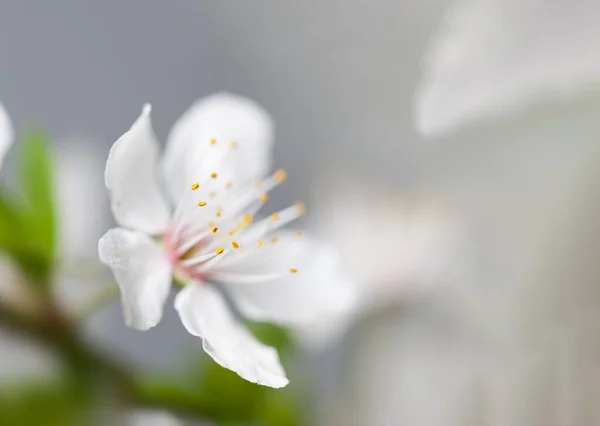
xmin=3 ymin=1 xmax=600 ymax=425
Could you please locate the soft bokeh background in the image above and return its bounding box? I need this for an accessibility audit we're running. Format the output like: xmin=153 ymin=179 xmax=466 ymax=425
xmin=2 ymin=1 xmax=600 ymax=425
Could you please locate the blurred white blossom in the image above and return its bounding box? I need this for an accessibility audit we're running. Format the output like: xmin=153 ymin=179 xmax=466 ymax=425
xmin=315 ymin=179 xmax=467 ymax=311
xmin=124 ymin=410 xmax=185 ymax=426
xmin=0 ymin=103 xmax=12 ymax=169
xmin=99 ymin=93 xmax=356 ymax=387
xmin=415 ymin=0 xmax=600 ymax=136
xmin=299 ymin=177 xmax=468 ymax=349
xmin=53 ymin=137 xmax=113 ymax=314
xmin=0 ymin=328 xmax=60 ymax=385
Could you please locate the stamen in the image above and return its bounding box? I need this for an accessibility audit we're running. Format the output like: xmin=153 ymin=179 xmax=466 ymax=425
xmin=271 ymin=237 xmax=278 ymax=243
xmin=190 ymin=183 xmax=200 ymax=190
xmin=271 ymin=212 xmax=279 ymax=221
xmin=295 ymin=201 xmax=307 ymax=214
xmin=259 ymin=193 xmax=269 ymax=203
xmin=230 ymin=140 xmax=238 ymax=149
xmin=179 ymin=250 xmax=221 ymax=268
xmin=252 ymin=179 xmax=261 ymax=188
xmin=228 ymin=230 xmax=235 ymax=236
xmin=197 ymin=201 xmax=207 ymax=207
xmin=209 ymin=190 xmax=216 ymax=198
xmin=210 ymin=138 xmax=217 ymax=145
xmin=225 ymin=181 xmax=232 ymax=189
xmin=208 ymin=220 xmax=215 ymax=227
xmin=274 ymin=169 xmax=287 ymax=183
xmin=216 ymin=209 xmax=222 ymax=217
xmin=216 ymin=247 xmax=225 ymax=254
xmin=295 ymin=232 xmax=301 ymax=239
xmin=210 ymin=271 xmax=288 ymax=284
xmin=289 ymin=268 xmax=298 ymax=273
xmin=193 ymin=249 xmax=230 ymax=273
xmin=257 ymin=240 xmax=264 ymax=247
xmin=243 ymin=213 xmax=253 ymax=224
xmin=210 ymin=172 xmax=218 ymax=179
xmin=211 ymin=226 xmax=218 ymax=233
xmin=231 ymin=241 xmax=239 ymax=249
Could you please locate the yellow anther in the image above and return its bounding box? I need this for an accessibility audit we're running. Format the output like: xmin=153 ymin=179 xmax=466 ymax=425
xmin=197 ymin=201 xmax=207 ymax=207
xmin=252 ymin=179 xmax=261 ymax=188
xmin=271 ymin=212 xmax=279 ymax=221
xmin=289 ymin=268 xmax=298 ymax=273
xmin=210 ymin=172 xmax=217 ymax=179
xmin=216 ymin=209 xmax=222 ymax=217
xmin=228 ymin=229 xmax=235 ymax=236
xmin=225 ymin=181 xmax=232 ymax=189
xmin=274 ymin=169 xmax=287 ymax=183
xmin=210 ymin=138 xmax=217 ymax=145
xmin=231 ymin=241 xmax=239 ymax=249
xmin=243 ymin=213 xmax=253 ymax=224
xmin=295 ymin=201 xmax=307 ymax=215
xmin=211 ymin=226 xmax=218 ymax=233
xmin=216 ymin=247 xmax=225 ymax=254
xmin=209 ymin=190 xmax=216 ymax=198
xmin=257 ymin=240 xmax=264 ymax=247
xmin=229 ymin=140 xmax=238 ymax=149
xmin=208 ymin=220 xmax=215 ymax=227
xmin=271 ymin=237 xmax=278 ymax=243
xmin=190 ymin=183 xmax=200 ymax=190
xmin=259 ymin=193 xmax=269 ymax=203
xmin=295 ymin=232 xmax=301 ymax=239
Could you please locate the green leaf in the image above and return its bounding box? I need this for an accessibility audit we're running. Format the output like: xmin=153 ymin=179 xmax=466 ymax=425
xmin=135 ymin=324 xmax=305 ymax=425
xmin=0 ymin=191 xmax=27 ymax=253
xmin=0 ymin=379 xmax=92 ymax=426
xmin=249 ymin=321 xmax=294 ymax=355
xmin=17 ymin=130 xmax=57 ymax=282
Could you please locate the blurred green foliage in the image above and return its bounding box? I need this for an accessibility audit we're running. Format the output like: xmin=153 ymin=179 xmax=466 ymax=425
xmin=136 ymin=322 xmax=308 ymax=426
xmin=0 ymin=378 xmax=92 ymax=426
xmin=0 ymin=131 xmax=56 ymax=287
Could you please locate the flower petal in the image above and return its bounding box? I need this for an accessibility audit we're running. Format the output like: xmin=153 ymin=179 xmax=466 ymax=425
xmin=105 ymin=104 xmax=170 ymax=234
xmin=98 ymin=227 xmax=172 ymax=330
xmin=0 ymin=102 xmax=14 ymax=170
xmin=215 ymin=232 xmax=359 ymax=328
xmin=415 ymin=0 xmax=600 ymax=136
xmin=174 ymin=283 xmax=288 ymax=388
xmin=163 ymin=93 xmax=273 ymax=203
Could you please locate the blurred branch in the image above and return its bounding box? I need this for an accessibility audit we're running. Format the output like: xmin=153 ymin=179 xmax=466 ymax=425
xmin=0 ymin=299 xmax=215 ymax=420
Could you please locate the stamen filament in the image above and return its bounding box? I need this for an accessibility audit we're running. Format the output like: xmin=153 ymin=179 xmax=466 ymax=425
xmin=180 ymin=250 xmax=221 ymax=267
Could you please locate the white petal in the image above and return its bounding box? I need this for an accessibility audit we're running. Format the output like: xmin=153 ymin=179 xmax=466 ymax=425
xmin=163 ymin=93 xmax=273 ymax=203
xmin=174 ymin=283 xmax=288 ymax=388
xmin=415 ymin=0 xmax=600 ymax=136
xmin=98 ymin=227 xmax=172 ymax=330
xmin=0 ymin=102 xmax=14 ymax=169
xmin=105 ymin=104 xmax=170 ymax=234
xmin=216 ymin=232 xmax=359 ymax=328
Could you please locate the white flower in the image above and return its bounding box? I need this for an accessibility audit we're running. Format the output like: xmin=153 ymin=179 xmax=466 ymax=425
xmin=0 ymin=103 xmax=28 ymax=311
xmin=98 ymin=93 xmax=356 ymax=388
xmin=296 ymin=177 xmax=468 ymax=349
xmin=0 ymin=102 xmax=13 ymax=169
xmin=315 ymin=177 xmax=468 ymax=311
xmin=415 ymin=0 xmax=600 ymax=136
xmin=124 ymin=410 xmax=183 ymax=426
